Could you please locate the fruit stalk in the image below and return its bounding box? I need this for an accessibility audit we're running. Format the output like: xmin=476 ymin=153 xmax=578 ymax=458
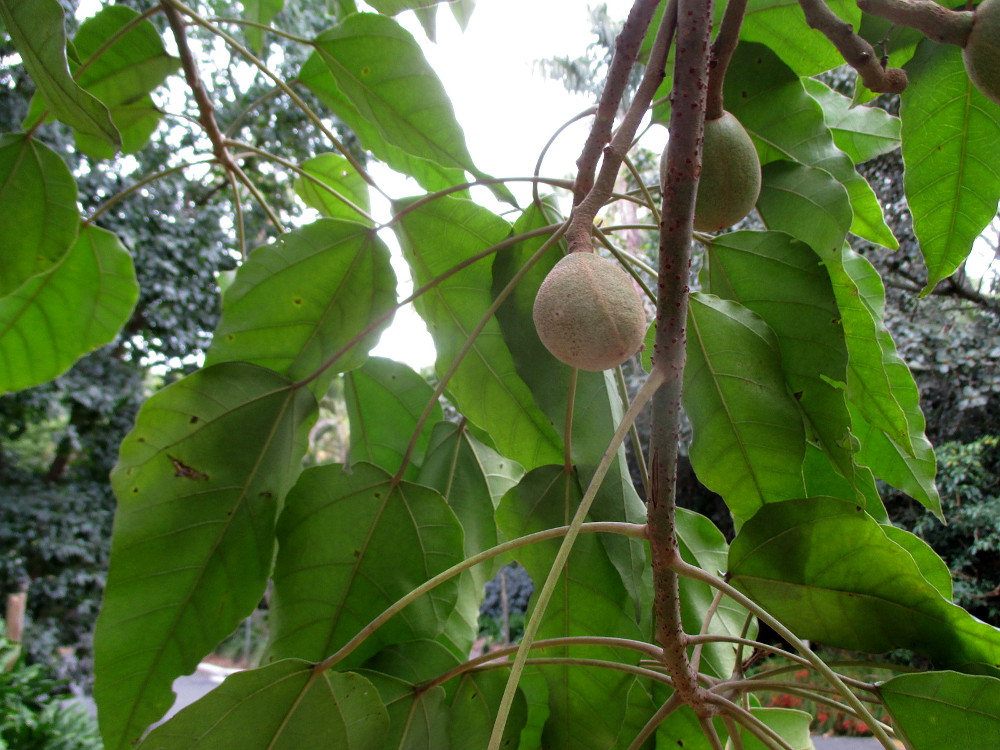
xmin=648 ymin=0 xmax=715 ymax=716
xmin=856 ymin=0 xmax=974 ymax=46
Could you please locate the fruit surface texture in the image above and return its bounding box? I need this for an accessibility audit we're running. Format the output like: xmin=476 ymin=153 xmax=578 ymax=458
xmin=532 ymin=252 xmax=646 ymax=372
xmin=663 ymin=110 xmax=761 ymax=232
xmin=964 ymin=0 xmax=1000 ymax=105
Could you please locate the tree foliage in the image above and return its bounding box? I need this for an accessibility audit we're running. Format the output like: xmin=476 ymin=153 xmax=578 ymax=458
xmin=2 ymin=0 xmax=1000 ymax=748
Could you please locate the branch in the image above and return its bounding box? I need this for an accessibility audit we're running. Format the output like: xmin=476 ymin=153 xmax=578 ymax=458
xmin=798 ymin=0 xmax=908 ymax=93
xmin=573 ymin=0 xmax=663 ymax=205
xmin=856 ymin=0 xmax=974 ymax=46
xmin=706 ymin=0 xmax=749 ymax=120
xmin=648 ymin=0 xmax=714 ymax=717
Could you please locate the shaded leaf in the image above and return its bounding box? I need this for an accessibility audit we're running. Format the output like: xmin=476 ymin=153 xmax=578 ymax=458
xmin=244 ymin=0 xmax=283 ymax=53
xmin=450 ymin=670 xmax=527 ymax=750
xmin=901 ymin=39 xmax=1000 ymax=291
xmin=269 ymin=462 xmax=464 ymax=666
xmin=294 ymin=152 xmax=372 ymax=224
xmin=205 ymin=219 xmax=396 ymax=398
xmin=344 ymin=356 xmax=442 ymax=480
xmin=393 ymin=195 xmax=563 ymax=470
xmin=881 ymin=670 xmax=1000 ymax=748
xmin=94 ymin=363 xmax=316 ymax=750
xmin=0 ymin=0 xmax=119 ymax=148
xmin=0 ymin=133 xmax=78 ymax=296
xmin=729 ymin=496 xmax=1000 ymax=671
xmin=366 ymin=0 xmax=449 ymax=13
xmin=756 ymin=161 xmax=852 ymax=256
xmin=685 ymin=293 xmax=807 ymax=522
xmin=0 ymin=224 xmax=137 ymax=393
xmin=139 ymin=661 xmax=388 ymax=749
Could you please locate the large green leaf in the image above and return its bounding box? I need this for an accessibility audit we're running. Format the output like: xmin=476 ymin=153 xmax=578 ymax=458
xmin=269 ymin=462 xmax=464 ymax=666
xmin=310 ymin=13 xmax=479 ymax=177
xmin=0 ymin=225 xmax=137 ymax=393
xmin=70 ymin=5 xmax=178 ymax=158
xmin=449 ymin=670 xmax=528 ymax=750
xmin=393 ymin=195 xmax=563 ymax=470
xmin=418 ymin=420 xmax=523 ymax=656
xmin=496 ymin=466 xmax=645 ymax=749
xmin=344 ymin=356 xmax=442 ymax=480
xmin=492 ymin=201 xmax=648 ymax=617
xmin=205 ymin=219 xmax=396 ymax=398
xmin=901 ymin=39 xmax=1000 ymax=291
xmin=726 ymin=44 xmax=896 ymax=249
xmin=94 ymin=363 xmax=317 ymax=750
xmin=0 ymin=0 xmax=119 ymax=148
xmin=0 ymin=134 xmax=78 ymax=296
xmin=294 ymin=152 xmax=373 ymax=224
xmin=880 ymin=671 xmax=1000 ymax=748
xmin=801 ymin=77 xmax=901 ymax=164
xmin=684 ymin=293 xmax=807 ymax=522
xmin=138 ymin=661 xmax=388 ymax=749
xmin=741 ymin=0 xmax=861 ymax=75
xmin=300 ymin=53 xmax=466 ymax=192
xmin=729 ymin=496 xmax=1000 ymax=670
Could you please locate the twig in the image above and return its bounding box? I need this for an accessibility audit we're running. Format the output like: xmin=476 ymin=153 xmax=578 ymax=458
xmin=573 ymin=0 xmax=664 ymax=205
xmin=798 ymin=0 xmax=908 ymax=93
xmin=706 ymin=0 xmax=749 ymax=120
xmin=857 ymin=0 xmax=974 ymax=46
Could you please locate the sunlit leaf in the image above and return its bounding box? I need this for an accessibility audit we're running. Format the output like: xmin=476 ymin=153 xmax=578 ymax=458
xmin=294 ymin=152 xmax=373 ymax=224
xmin=881 ymin=670 xmax=1000 ymax=748
xmin=741 ymin=0 xmax=861 ymax=75
xmin=801 ymin=77 xmax=901 ymax=163
xmin=205 ymin=219 xmax=397 ymax=398
xmin=70 ymin=5 xmax=179 ymax=158
xmin=269 ymin=462 xmax=464 ymax=666
xmin=737 ymin=708 xmax=814 ymax=750
xmin=94 ymin=363 xmax=316 ymax=750
xmin=0 ymin=0 xmax=119 ymax=148
xmin=685 ymin=293 xmax=807 ymax=522
xmin=901 ymin=39 xmax=1000 ymax=291
xmin=243 ymin=0 xmax=283 ymax=53
xmin=344 ymin=356 xmax=442 ymax=480
xmin=0 ymin=225 xmax=137 ymax=393
xmin=393 ymin=195 xmax=563 ymax=470
xmin=138 ymin=661 xmax=388 ymax=749
xmin=0 ymin=134 xmax=78 ymax=296
xmin=726 ymin=45 xmax=896 ymax=249
xmin=729 ymin=496 xmax=1000 ymax=670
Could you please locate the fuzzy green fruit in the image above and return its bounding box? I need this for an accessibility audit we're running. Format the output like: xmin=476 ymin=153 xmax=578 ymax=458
xmin=662 ymin=111 xmax=761 ymax=232
xmin=964 ymin=0 xmax=1000 ymax=105
xmin=532 ymin=252 xmax=646 ymax=371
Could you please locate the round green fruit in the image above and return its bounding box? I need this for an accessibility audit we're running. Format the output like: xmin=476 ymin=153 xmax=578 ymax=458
xmin=964 ymin=0 xmax=1000 ymax=105
xmin=532 ymin=252 xmax=647 ymax=372
xmin=662 ymin=110 xmax=761 ymax=232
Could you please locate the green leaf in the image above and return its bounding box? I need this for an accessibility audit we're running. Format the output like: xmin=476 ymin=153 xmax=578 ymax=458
xmin=243 ymin=0 xmax=283 ymax=53
xmin=344 ymin=356 xmax=442 ymax=480
xmin=0 ymin=134 xmax=78 ymax=296
xmin=0 ymin=0 xmax=119 ymax=148
xmin=737 ymin=708 xmax=814 ymax=750
xmin=294 ymin=152 xmax=372 ymax=224
xmin=881 ymin=525 xmax=953 ymax=600
xmin=492 ymin=201 xmax=648 ymax=617
xmin=204 ymin=219 xmax=397 ymax=398
xmin=881 ymin=671 xmax=1000 ymax=748
xmin=94 ymin=363 xmax=317 ymax=750
xmin=756 ymin=161 xmax=852 ymax=256
xmin=740 ymin=0 xmax=861 ymax=75
xmin=300 ymin=53 xmax=466 ymax=192
xmin=704 ymin=230 xmax=855 ymax=486
xmin=366 ymin=0 xmax=449 ymax=13
xmin=70 ymin=5 xmax=179 ymax=158
xmin=418 ymin=421 xmax=523 ymax=657
xmin=685 ymin=293 xmax=807 ymax=523
xmin=310 ymin=13 xmax=479 ymax=177
xmin=729 ymin=496 xmax=1000 ymax=670
xmin=269 ymin=462 xmax=464 ymax=666
xmin=0 ymin=224 xmax=138 ymax=393
xmin=901 ymin=39 xmax=1000 ymax=291
xmin=393 ymin=195 xmax=563 ymax=470
xmin=449 ymin=670 xmax=527 ymax=750
xmin=725 ymin=44 xmax=896 ymax=249
xmin=138 ymin=661 xmax=389 ymax=749
xmin=801 ymin=77 xmax=901 ymax=163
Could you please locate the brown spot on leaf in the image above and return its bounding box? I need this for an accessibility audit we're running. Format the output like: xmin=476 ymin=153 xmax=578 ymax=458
xmin=169 ymin=455 xmax=209 ymax=481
